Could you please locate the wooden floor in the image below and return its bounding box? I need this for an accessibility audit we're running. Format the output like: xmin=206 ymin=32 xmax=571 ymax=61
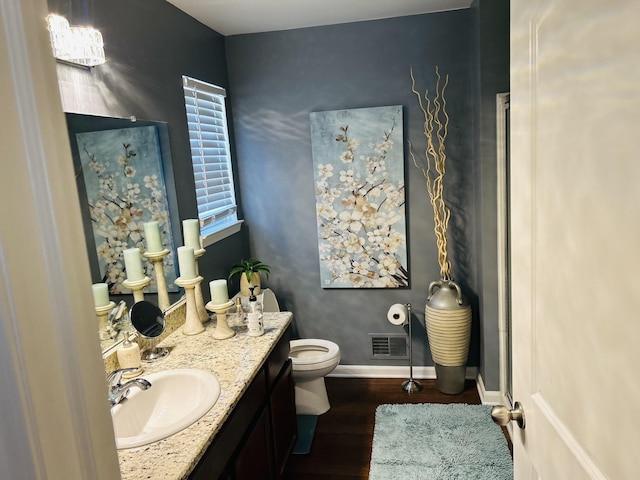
xmin=283 ymin=377 xmax=507 ymax=480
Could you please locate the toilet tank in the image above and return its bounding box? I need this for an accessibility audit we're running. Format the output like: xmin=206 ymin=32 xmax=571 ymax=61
xmin=262 ymin=289 xmax=280 ymax=312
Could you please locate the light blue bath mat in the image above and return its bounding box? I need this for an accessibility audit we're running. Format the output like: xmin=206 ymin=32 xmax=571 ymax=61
xmin=369 ymin=403 xmax=512 ymax=480
xmin=292 ymin=415 xmax=318 ymax=454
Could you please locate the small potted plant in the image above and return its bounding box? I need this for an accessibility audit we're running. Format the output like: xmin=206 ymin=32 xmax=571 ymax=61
xmin=228 ymin=258 xmax=270 ymax=296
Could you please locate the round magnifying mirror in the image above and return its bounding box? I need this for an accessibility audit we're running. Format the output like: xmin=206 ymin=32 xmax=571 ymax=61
xmin=130 ymin=301 xmax=168 ymax=361
xmin=130 ymin=301 xmax=165 ymax=337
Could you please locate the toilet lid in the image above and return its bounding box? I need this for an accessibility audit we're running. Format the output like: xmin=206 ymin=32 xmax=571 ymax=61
xmin=290 ymin=339 xmax=340 ymax=365
xmin=261 ymin=288 xmax=280 ymax=312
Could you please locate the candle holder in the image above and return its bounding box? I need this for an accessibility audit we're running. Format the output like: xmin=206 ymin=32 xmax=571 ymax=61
xmin=193 ymin=248 xmax=210 ymax=323
xmin=143 ymin=249 xmax=171 ymax=311
xmin=175 ymin=275 xmax=205 ymax=335
xmin=205 ymin=300 xmax=235 ymax=340
xmin=122 ymin=276 xmax=152 ymax=304
xmin=95 ymin=301 xmax=116 ymax=341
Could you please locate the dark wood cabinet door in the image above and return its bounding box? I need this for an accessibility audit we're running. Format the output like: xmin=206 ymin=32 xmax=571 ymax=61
xmin=234 ymin=408 xmax=274 ymax=480
xmin=270 ymin=360 xmax=297 ymax=478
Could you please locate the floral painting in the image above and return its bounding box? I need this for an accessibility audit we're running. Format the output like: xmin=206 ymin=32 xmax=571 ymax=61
xmin=76 ymin=126 xmax=177 ymax=294
xmin=310 ymin=105 xmax=408 ymax=288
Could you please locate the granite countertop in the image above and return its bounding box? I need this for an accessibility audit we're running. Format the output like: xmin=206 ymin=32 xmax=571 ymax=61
xmin=116 ymin=309 xmax=293 ymax=480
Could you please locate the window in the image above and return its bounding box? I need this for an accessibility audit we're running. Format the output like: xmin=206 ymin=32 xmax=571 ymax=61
xmin=182 ymin=75 xmax=241 ymax=245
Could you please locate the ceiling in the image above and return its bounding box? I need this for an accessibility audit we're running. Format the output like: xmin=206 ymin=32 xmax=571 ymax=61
xmin=166 ymin=0 xmax=473 ymax=36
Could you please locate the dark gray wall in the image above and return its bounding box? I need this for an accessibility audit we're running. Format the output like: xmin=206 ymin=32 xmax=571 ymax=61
xmin=48 ymin=0 xmax=250 ymax=295
xmin=472 ymin=0 xmax=510 ymax=390
xmin=48 ymin=0 xmax=507 ymax=382
xmin=226 ymin=12 xmax=480 ymax=366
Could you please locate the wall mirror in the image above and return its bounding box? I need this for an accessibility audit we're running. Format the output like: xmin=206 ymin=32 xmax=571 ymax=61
xmin=65 ymin=113 xmax=184 ymax=355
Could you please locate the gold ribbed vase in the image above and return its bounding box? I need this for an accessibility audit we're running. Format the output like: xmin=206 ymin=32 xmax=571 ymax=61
xmin=239 ymin=272 xmax=261 ymax=297
xmin=425 ymin=279 xmax=472 ymax=394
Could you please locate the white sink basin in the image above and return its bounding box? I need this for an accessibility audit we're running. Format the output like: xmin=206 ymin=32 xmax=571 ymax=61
xmin=111 ymin=369 xmax=220 ymax=449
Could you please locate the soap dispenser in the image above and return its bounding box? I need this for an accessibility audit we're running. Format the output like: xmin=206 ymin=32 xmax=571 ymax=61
xmin=117 ymin=332 xmax=143 ymax=378
xmin=247 ymin=286 xmax=264 ymax=336
xmin=248 ymin=286 xmax=263 ymax=315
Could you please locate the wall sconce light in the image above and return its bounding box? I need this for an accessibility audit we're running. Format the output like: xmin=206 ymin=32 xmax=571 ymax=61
xmin=46 ymin=14 xmax=105 ymax=67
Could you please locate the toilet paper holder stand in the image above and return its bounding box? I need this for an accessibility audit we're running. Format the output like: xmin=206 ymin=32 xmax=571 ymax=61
xmin=400 ymin=303 xmax=423 ymax=394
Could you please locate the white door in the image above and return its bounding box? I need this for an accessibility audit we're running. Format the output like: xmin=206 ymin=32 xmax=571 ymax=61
xmin=1 ymin=0 xmax=121 ymax=477
xmin=510 ymin=0 xmax=640 ymax=478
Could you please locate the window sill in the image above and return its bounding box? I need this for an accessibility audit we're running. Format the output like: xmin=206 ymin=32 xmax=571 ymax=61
xmin=201 ymin=219 xmax=244 ymax=248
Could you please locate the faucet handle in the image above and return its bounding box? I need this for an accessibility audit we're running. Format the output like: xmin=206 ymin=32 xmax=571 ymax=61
xmin=107 ymin=367 xmax=140 ymax=386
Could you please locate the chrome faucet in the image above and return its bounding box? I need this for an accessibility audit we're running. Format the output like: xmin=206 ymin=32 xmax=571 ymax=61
xmin=107 ymin=368 xmax=151 ymax=406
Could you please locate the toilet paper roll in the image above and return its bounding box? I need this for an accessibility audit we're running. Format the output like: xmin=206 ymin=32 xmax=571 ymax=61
xmin=387 ymin=303 xmax=408 ymax=325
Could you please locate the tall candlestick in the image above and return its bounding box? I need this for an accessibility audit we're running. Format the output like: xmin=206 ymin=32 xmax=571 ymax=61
xmin=194 ymin=248 xmax=209 ymax=323
xmin=175 ymin=275 xmax=205 ymax=336
xmin=122 ymin=276 xmax=151 ymax=303
xmin=183 ymin=219 xmax=201 ymax=251
xmin=143 ymin=221 xmax=163 ymax=253
xmin=143 ymin=249 xmax=171 ymax=311
xmin=177 ymin=246 xmax=196 ymax=280
xmin=209 ymin=279 xmax=229 ymax=305
xmin=123 ymin=248 xmax=144 ymax=281
xmin=92 ymin=282 xmax=110 ymax=307
xmin=95 ymin=300 xmax=116 ymax=341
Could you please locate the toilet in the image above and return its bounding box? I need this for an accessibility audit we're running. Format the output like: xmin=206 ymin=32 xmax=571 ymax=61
xmin=289 ymin=338 xmax=341 ymax=415
xmin=261 ymin=289 xmax=341 ymax=415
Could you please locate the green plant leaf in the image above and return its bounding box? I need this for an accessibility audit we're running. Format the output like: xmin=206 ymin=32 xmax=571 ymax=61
xmin=228 ymin=258 xmax=270 ymax=280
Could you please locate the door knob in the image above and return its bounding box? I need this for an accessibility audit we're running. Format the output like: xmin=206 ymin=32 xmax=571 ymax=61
xmin=491 ymin=401 xmax=526 ymax=429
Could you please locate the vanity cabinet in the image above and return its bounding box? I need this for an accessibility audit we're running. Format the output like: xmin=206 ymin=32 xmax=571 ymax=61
xmin=269 ymin=360 xmax=296 ymax=477
xmin=189 ymin=329 xmax=297 ymax=480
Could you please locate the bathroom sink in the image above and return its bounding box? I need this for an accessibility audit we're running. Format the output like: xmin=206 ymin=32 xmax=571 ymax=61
xmin=111 ymin=369 xmax=220 ymax=449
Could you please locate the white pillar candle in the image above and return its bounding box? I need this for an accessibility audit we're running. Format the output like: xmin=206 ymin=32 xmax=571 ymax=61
xmin=182 ymin=218 xmax=201 ymax=251
xmin=143 ymin=221 xmax=163 ymax=253
xmin=209 ymin=279 xmax=229 ymax=305
xmin=92 ymin=283 xmax=110 ymax=308
xmin=123 ymin=248 xmax=145 ymax=281
xmin=177 ymin=246 xmax=197 ymax=279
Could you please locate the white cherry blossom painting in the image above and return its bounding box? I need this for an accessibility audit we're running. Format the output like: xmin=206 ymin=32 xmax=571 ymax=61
xmin=310 ymin=105 xmax=408 ymax=288
xmin=76 ymin=126 xmax=177 ymax=294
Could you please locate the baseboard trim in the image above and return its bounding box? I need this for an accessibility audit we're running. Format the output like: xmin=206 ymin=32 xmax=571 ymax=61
xmin=476 ymin=372 xmax=503 ymax=405
xmin=328 ymin=366 xmax=502 ymax=406
xmin=329 ymin=365 xmax=478 ymax=380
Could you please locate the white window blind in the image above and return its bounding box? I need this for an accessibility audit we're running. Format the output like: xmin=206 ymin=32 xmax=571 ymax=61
xmin=182 ymin=75 xmax=237 ymax=233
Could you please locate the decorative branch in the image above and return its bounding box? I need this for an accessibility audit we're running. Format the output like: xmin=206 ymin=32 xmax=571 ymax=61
xmin=409 ymin=66 xmax=452 ymax=280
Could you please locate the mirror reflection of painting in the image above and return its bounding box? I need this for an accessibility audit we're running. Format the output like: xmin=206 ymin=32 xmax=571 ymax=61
xmin=75 ymin=126 xmax=178 ymax=294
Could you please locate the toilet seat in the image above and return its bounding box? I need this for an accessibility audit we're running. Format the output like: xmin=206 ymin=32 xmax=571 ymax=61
xmin=290 ymin=339 xmax=340 ymax=366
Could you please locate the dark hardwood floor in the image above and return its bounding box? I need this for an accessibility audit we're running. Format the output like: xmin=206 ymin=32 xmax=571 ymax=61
xmin=283 ymin=377 xmax=504 ymax=480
